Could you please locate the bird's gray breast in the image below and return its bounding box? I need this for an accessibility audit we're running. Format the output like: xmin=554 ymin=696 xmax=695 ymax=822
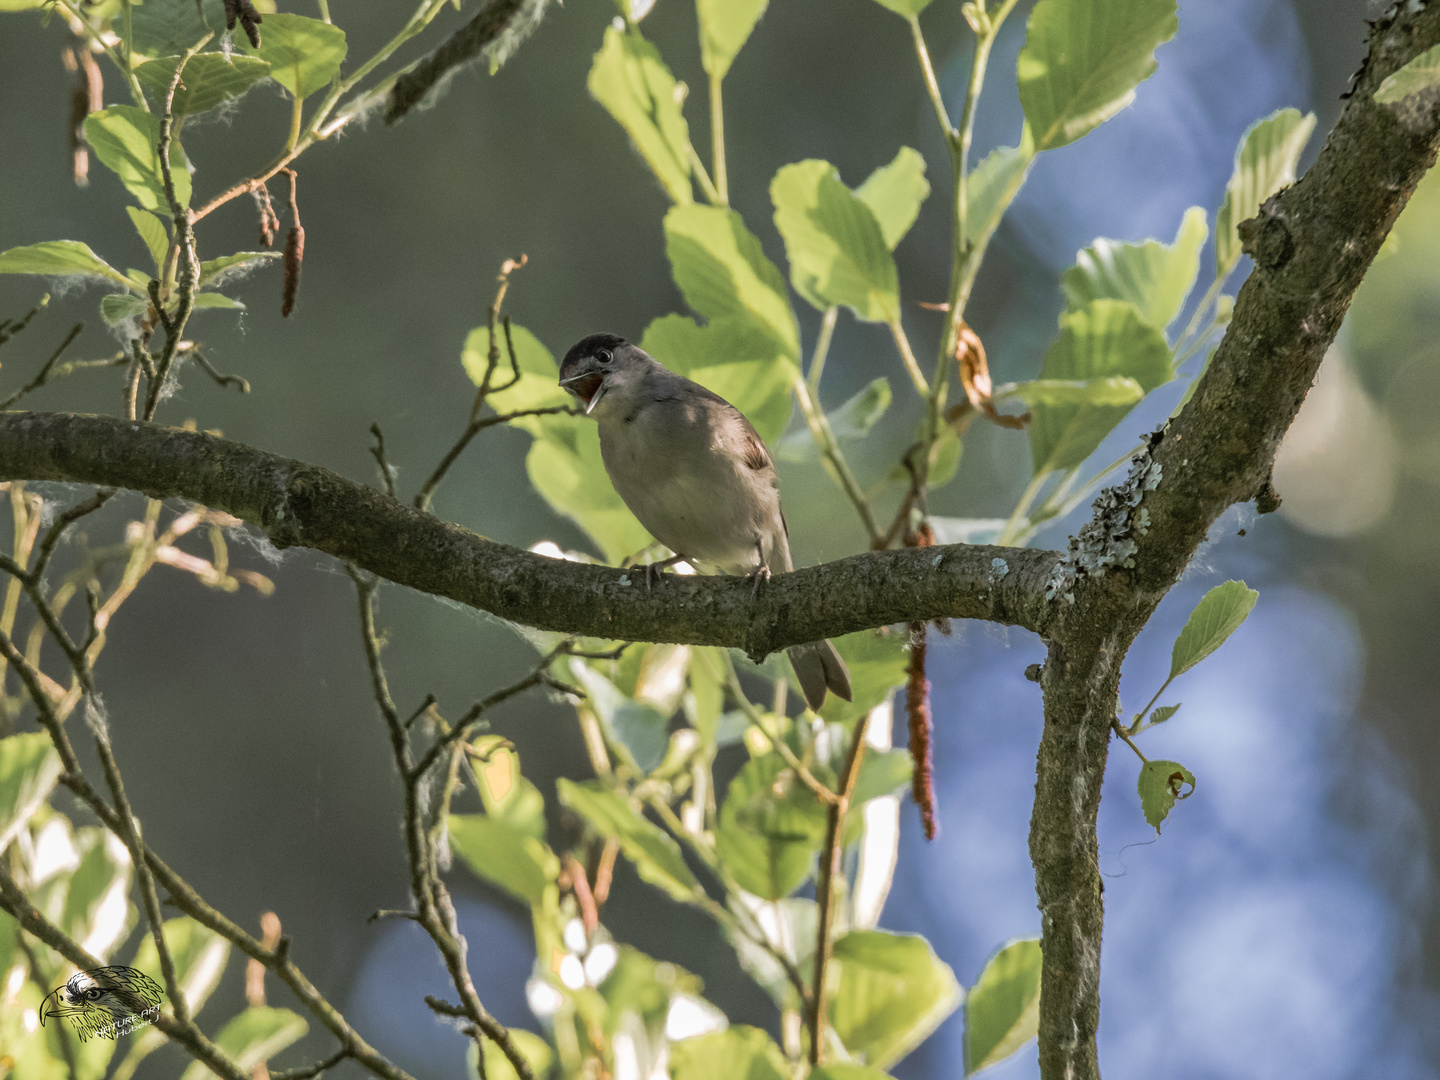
xmin=597 ymin=390 xmax=783 ymax=573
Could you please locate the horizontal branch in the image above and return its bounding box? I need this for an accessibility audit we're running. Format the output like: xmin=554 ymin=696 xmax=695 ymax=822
xmin=0 ymin=411 xmax=1059 ymax=655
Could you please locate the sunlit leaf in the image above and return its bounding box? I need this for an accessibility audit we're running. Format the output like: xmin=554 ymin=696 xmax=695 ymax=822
xmin=670 ymin=1027 xmax=788 ymax=1080
xmin=556 ymin=780 xmax=699 ymax=900
xmin=62 ymin=829 xmax=134 ymax=961
xmin=665 ymin=204 xmax=799 ymax=357
xmin=866 ymin=0 xmax=936 ymax=15
xmin=242 ymin=13 xmax=347 ymax=100
xmin=775 ymin=377 xmax=890 ymax=462
xmin=450 ymin=813 xmax=559 ymax=904
xmin=994 ymin=376 xmax=1144 ymax=408
xmin=1028 ymin=300 xmax=1172 ymax=474
xmin=135 ymin=53 xmax=271 ymax=115
xmin=569 ymin=661 xmax=670 ymax=774
xmin=0 ymin=733 xmax=63 ymax=852
xmin=467 ymin=1027 xmax=554 ymax=1080
xmin=1137 ymin=759 xmax=1195 ymax=831
xmin=827 ymin=929 xmax=961 ymax=1068
xmin=818 ymin=630 xmax=909 ymax=730
xmin=856 ymin=148 xmax=930 ymax=250
xmin=1147 ymin=703 xmax=1181 ymax=726
xmin=813 ymin=1066 xmax=899 ymax=1080
xmin=772 ymin=159 xmax=899 ymax=322
xmin=1018 ymin=0 xmax=1178 ymax=151
xmin=469 ymin=735 xmax=547 ymax=840
xmin=1062 ymin=206 xmax=1208 ymax=331
xmin=588 ymin=26 xmax=694 ymax=204
xmin=127 ymin=913 xmax=231 ymax=1080
xmin=84 ymin=106 xmax=191 ymax=213
xmin=963 ymin=938 xmax=1041 ymax=1074
xmin=696 ymin=0 xmax=768 ymax=80
xmin=0 ymin=240 xmax=133 ymax=288
xmin=100 ymin=293 xmax=151 ymax=326
xmin=638 ymin=314 xmax=795 ymax=443
xmin=964 ymin=141 xmax=1033 ymax=245
xmin=1376 ymin=42 xmax=1440 ymax=104
xmin=190 ymin=293 xmax=245 ymax=311
xmin=716 ymin=752 xmax=827 ymax=899
xmin=1169 ymin=580 xmax=1258 ymax=680
xmin=179 ymin=1007 xmax=307 ymax=1080
xmin=1215 ymin=108 xmax=1316 ymax=276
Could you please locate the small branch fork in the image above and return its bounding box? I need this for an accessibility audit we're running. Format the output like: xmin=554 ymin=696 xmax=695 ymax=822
xmin=346 ymin=567 xmax=551 ymax=1080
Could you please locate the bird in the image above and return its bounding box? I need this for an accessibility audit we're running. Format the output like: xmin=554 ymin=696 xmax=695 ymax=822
xmin=558 ymin=332 xmax=852 ymax=711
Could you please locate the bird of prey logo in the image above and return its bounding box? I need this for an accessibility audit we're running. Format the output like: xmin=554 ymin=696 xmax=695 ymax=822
xmin=40 ymin=966 xmax=165 ymax=1042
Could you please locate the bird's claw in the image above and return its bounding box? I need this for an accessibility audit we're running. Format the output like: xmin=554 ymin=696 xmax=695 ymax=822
xmin=642 ymin=554 xmax=687 ymax=593
xmin=746 ymin=565 xmax=771 ymax=599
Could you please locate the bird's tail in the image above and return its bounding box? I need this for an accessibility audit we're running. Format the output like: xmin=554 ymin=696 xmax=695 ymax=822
xmin=787 ymin=639 xmax=853 ymax=712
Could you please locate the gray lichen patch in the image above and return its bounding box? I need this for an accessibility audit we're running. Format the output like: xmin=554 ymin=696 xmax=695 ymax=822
xmin=1046 ymin=431 xmax=1165 ymax=603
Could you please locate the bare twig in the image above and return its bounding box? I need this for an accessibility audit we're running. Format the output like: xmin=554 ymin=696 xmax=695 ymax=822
xmin=369 ymin=423 xmax=398 ymax=499
xmin=186 ymin=348 xmax=251 ymax=394
xmin=0 ymin=322 xmax=84 ymax=410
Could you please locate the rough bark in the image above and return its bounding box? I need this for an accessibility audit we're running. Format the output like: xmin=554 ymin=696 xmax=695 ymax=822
xmin=1029 ymin=6 xmax=1440 ymax=1077
xmin=0 ymin=411 xmax=1058 ymax=655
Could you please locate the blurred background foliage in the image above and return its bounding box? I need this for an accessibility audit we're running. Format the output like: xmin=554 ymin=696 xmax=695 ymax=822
xmin=3 ymin=0 xmax=1440 ymax=1077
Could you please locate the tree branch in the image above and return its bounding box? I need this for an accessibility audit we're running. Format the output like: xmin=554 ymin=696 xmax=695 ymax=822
xmin=0 ymin=411 xmax=1059 ymax=653
xmin=1028 ymin=7 xmax=1440 ymax=1077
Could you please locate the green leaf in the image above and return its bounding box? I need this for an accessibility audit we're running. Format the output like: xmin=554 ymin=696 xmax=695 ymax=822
xmin=468 ymin=1027 xmax=554 ymax=1080
xmin=1214 ymin=108 xmax=1316 ymax=276
xmin=856 ymin=147 xmax=930 ymax=250
xmin=127 ymin=207 xmax=171 ymax=275
xmin=465 ymin=323 xmax=573 ymax=424
xmin=818 ymin=630 xmax=910 ymax=730
xmin=813 ymin=1067 xmax=900 ymax=1080
xmin=669 ymin=1026 xmax=789 ymax=1080
xmin=469 ymin=735 xmax=547 ymax=840
xmin=715 ymin=753 xmax=827 ymax=899
xmin=696 ymin=0 xmax=767 ymax=80
xmin=867 ymin=0 xmax=936 ymax=15
xmin=827 ymin=930 xmax=962 ymax=1068
xmin=84 ymin=106 xmax=191 ymax=213
xmin=993 ymin=376 xmax=1144 ymax=408
xmin=129 ymin=0 xmax=219 ymax=56
xmin=135 ymin=53 xmax=272 ymax=115
xmin=1168 ymin=579 xmax=1258 ymax=680
xmin=569 ymin=661 xmax=670 ymax=774
xmin=664 ymin=204 xmax=799 ymax=358
xmin=1062 ymin=206 xmax=1208 ymax=331
xmin=1028 ymin=300 xmax=1173 ymax=475
xmin=556 ymin=780 xmax=700 ymax=901
xmin=100 ymin=293 xmax=150 ymax=327
xmin=638 ymin=314 xmax=796 ymax=443
xmin=1018 ymin=0 xmax=1178 ymax=152
xmin=1137 ymin=759 xmax=1195 ymax=831
xmin=850 ymin=749 xmax=914 ymax=807
xmin=964 ymin=141 xmax=1034 ymax=245
xmin=1147 ymin=703 xmax=1181 ymax=726
xmin=588 ymin=26 xmax=694 ymax=205
xmin=130 ymin=916 xmax=231 ymax=1019
xmin=189 ymin=292 xmax=245 ymax=311
xmin=61 ymin=829 xmax=134 ymax=961
xmin=775 ymin=377 xmax=890 ymax=463
xmin=0 ymin=240 xmax=132 ymax=288
xmin=242 ymin=13 xmax=347 ymax=99
xmin=197 ymin=251 xmax=281 ymax=289
xmin=963 ymin=938 xmax=1042 ymax=1074
xmin=771 ymin=159 xmax=900 ymax=322
xmin=0 ymin=733 xmax=63 ymax=852
xmin=449 ymin=813 xmax=559 ymax=904
xmin=1375 ymin=42 xmax=1440 ymax=105
xmin=179 ymin=1007 xmax=307 ymax=1080
xmin=928 ymin=517 xmax=1008 ymax=545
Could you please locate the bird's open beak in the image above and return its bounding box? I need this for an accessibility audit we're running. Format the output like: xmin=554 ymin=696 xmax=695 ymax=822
xmin=560 ymin=371 xmax=606 ymax=414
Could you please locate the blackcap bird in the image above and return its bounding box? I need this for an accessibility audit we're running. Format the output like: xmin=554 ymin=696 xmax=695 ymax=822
xmin=558 ymin=333 xmax=852 ymax=711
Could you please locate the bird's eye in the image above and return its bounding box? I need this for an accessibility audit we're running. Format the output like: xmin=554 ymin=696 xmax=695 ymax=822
xmin=596 ymin=348 xmax=613 ymax=364
xmin=85 ymin=989 xmax=104 ymax=1000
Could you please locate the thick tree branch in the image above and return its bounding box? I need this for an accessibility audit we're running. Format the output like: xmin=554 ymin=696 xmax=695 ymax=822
xmin=0 ymin=410 xmax=1058 ymax=653
xmin=1028 ymin=6 xmax=1440 ymax=1078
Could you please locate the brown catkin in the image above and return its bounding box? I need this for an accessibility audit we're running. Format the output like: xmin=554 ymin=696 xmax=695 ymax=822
xmin=281 ymin=224 xmax=304 ymax=317
xmin=903 ymin=521 xmax=939 ymax=840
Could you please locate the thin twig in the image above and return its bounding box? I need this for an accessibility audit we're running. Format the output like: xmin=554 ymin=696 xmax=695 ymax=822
xmin=270 ymin=1049 xmax=352 ymax=1080
xmin=810 ymin=710 xmax=872 ymax=1065
xmin=186 ymin=348 xmax=251 ymax=394
xmin=0 ymin=322 xmax=84 ymax=410
xmin=369 ymin=423 xmax=398 ymax=499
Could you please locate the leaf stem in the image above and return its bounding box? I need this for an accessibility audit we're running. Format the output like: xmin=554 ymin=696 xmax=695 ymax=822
xmin=888 ymin=318 xmax=929 ymax=396
xmin=791 ymin=376 xmax=883 ymax=546
xmin=806 ymin=306 xmax=839 ymax=396
xmin=909 ymin=14 xmax=955 ymax=141
xmin=997 ymin=469 xmax=1050 ymax=547
xmin=709 ymin=72 xmax=728 ymax=207
xmin=1110 ymin=719 xmax=1149 ymax=763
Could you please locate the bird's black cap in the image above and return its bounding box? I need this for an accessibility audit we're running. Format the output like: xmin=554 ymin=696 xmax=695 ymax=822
xmin=560 ymin=333 xmax=629 ymax=374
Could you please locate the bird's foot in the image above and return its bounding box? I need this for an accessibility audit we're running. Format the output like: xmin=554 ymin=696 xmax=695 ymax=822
xmin=642 ymin=554 xmax=689 ymax=593
xmin=744 ymin=564 xmax=771 ymax=599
